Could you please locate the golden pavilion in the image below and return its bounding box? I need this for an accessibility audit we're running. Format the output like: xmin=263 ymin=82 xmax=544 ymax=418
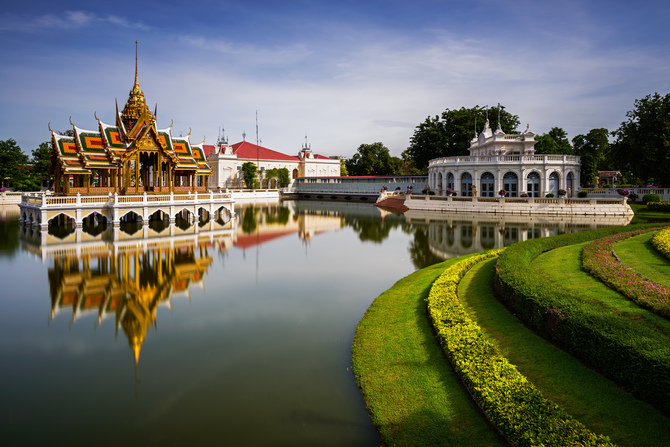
xmin=49 ymin=52 xmax=212 ymax=196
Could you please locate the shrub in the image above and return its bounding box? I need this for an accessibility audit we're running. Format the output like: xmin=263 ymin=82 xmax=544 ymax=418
xmin=546 ymin=193 xmax=555 ymax=198
xmin=617 ymin=189 xmax=630 ymax=197
xmin=652 ymin=228 xmax=670 ymax=260
xmin=558 ymin=189 xmax=567 ymax=196
xmin=427 ymin=251 xmax=614 ymax=446
xmin=494 ymin=225 xmax=670 ymax=414
xmin=628 ymin=192 xmax=639 ymax=202
xmin=578 ymin=190 xmax=588 ymax=198
xmin=643 ymin=193 xmax=662 ymax=204
xmin=647 ymin=202 xmax=670 ymax=212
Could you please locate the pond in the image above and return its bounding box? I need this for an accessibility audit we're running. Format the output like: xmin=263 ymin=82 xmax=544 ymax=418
xmin=0 ymin=200 xmax=637 ymax=446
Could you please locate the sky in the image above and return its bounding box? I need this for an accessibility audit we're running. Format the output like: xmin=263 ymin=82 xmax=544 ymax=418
xmin=1 ymin=0 xmax=669 ymax=159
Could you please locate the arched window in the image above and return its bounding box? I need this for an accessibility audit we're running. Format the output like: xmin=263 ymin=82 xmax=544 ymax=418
xmin=447 ymin=173 xmax=454 ymax=190
xmin=549 ymin=172 xmax=560 ymax=196
xmin=480 ymin=172 xmax=495 ymax=197
xmin=461 ymin=172 xmax=472 ymax=196
xmin=527 ymin=171 xmax=541 ymax=197
xmin=503 ymin=172 xmax=518 ymax=197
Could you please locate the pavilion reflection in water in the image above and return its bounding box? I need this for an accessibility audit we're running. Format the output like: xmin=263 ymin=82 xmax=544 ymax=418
xmin=21 ymin=218 xmax=235 ymax=367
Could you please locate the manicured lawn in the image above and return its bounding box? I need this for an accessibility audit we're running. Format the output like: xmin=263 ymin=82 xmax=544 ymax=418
xmin=614 ymin=231 xmax=670 ymax=289
xmin=459 ymin=258 xmax=670 ymax=446
xmin=352 ymin=257 xmax=506 ymax=447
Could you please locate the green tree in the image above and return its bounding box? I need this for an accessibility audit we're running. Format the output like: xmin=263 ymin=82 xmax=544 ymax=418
xmin=31 ymin=141 xmax=53 ymax=189
xmin=241 ymin=162 xmax=258 ymax=189
xmin=611 ymin=92 xmax=670 ymax=186
xmin=346 ymin=142 xmax=399 ymax=176
xmin=534 ymin=127 xmax=573 ymax=155
xmin=0 ymin=139 xmax=29 ymax=189
xmin=339 ymin=159 xmax=349 ymax=176
xmin=572 ymin=128 xmax=610 ymax=187
xmin=277 ymin=168 xmax=290 ymax=187
xmin=405 ymin=105 xmax=520 ymax=172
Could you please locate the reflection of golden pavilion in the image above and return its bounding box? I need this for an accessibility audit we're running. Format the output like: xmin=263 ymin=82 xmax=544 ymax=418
xmin=49 ymin=45 xmax=211 ymax=196
xmin=48 ymin=243 xmax=213 ymax=365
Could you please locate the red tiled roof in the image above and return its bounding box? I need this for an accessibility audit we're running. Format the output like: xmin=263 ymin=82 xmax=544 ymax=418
xmin=313 ymin=154 xmax=332 ymax=160
xmin=232 ymin=141 xmax=299 ymax=162
xmin=202 ymin=144 xmax=215 ymax=158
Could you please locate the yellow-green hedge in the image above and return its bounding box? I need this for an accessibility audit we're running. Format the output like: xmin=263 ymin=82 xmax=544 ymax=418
xmin=426 ymin=250 xmax=614 ymax=447
xmin=652 ymin=227 xmax=670 ymax=260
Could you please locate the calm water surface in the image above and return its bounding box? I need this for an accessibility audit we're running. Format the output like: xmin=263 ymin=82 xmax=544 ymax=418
xmin=0 ymin=200 xmax=631 ymax=446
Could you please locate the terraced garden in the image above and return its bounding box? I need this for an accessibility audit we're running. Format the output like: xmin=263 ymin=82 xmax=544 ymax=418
xmin=352 ymin=223 xmax=670 ymax=446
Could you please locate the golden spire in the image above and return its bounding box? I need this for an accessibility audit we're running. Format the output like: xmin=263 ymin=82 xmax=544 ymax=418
xmin=121 ymin=41 xmax=151 ymax=132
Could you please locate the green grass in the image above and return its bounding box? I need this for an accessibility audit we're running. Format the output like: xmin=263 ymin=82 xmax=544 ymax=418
xmin=533 ymin=242 xmax=670 ymax=325
xmin=459 ymin=258 xmax=670 ymax=446
xmin=614 ymin=231 xmax=670 ymax=289
xmin=352 ymin=257 xmax=506 ymax=446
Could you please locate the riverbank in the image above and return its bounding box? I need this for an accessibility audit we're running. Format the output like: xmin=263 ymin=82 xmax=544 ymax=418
xmin=352 ymin=222 xmax=670 ymax=445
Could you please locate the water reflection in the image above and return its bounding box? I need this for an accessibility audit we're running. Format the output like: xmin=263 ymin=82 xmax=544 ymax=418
xmin=404 ymin=210 xmax=633 ymax=259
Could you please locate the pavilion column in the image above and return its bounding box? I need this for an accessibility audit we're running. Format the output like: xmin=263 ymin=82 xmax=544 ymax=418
xmin=86 ymin=174 xmax=90 ymax=194
xmin=136 ymin=152 xmax=140 ymax=194
xmin=158 ymin=154 xmax=163 ymax=192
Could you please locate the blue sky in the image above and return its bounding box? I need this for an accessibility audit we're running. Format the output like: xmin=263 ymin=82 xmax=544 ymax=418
xmin=1 ymin=0 xmax=669 ymax=158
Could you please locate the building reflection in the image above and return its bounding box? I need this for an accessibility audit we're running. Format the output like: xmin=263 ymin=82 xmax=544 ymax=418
xmin=404 ymin=210 xmax=633 ymax=259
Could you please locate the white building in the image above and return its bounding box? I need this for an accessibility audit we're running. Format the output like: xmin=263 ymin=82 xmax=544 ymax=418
xmin=205 ymin=139 xmax=341 ymax=189
xmin=428 ymin=120 xmax=581 ymax=197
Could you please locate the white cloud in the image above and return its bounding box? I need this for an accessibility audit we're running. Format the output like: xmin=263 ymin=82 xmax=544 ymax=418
xmin=0 ymin=10 xmax=150 ymax=32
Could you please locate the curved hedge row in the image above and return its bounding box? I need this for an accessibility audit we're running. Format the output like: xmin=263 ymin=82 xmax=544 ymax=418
xmin=652 ymin=227 xmax=670 ymax=260
xmin=647 ymin=201 xmax=670 ymax=212
xmin=493 ymin=225 xmax=670 ymax=415
xmin=427 ymin=250 xmax=614 ymax=447
xmin=583 ymin=228 xmax=670 ymax=319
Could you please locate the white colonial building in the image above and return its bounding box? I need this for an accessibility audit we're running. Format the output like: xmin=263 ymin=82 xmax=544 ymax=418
xmin=205 ymin=139 xmax=341 ymax=189
xmin=428 ymin=120 xmax=580 ymax=198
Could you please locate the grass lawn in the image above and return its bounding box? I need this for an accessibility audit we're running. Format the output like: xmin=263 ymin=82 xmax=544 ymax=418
xmin=614 ymin=231 xmax=670 ymax=289
xmin=459 ymin=258 xmax=670 ymax=446
xmin=352 ymin=257 xmax=506 ymax=447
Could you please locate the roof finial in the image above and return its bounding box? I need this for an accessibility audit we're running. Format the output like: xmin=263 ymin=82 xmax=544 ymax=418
xmin=134 ymin=41 xmax=139 ymax=88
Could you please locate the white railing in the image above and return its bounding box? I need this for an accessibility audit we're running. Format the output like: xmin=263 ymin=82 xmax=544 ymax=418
xmin=428 ymin=155 xmax=580 ymax=166
xmin=581 ymin=187 xmax=670 ymax=201
xmin=20 ymin=191 xmax=234 ymax=209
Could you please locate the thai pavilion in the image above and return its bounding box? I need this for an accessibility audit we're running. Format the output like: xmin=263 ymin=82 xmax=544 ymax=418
xmin=49 ymin=61 xmax=211 ymax=196
xmin=427 ymin=119 xmax=581 ymax=198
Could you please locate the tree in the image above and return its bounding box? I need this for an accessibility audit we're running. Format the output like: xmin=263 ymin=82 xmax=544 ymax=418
xmin=611 ymin=93 xmax=670 ymax=186
xmin=572 ymin=128 xmax=610 ymax=187
xmin=240 ymin=162 xmax=258 ymax=189
xmin=277 ymin=168 xmax=290 ymax=187
xmin=404 ymin=105 xmax=520 ymax=172
xmin=0 ymin=139 xmax=29 ymax=189
xmin=339 ymin=159 xmax=349 ymax=177
xmin=346 ymin=142 xmax=399 ymax=176
xmin=534 ymin=127 xmax=573 ymax=155
xmin=31 ymin=141 xmax=53 ymax=189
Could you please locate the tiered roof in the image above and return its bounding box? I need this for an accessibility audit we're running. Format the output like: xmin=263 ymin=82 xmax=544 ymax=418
xmin=49 ymin=56 xmax=212 ymax=177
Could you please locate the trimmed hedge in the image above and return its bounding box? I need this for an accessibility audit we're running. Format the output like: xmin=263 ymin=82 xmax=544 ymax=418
xmin=494 ymin=225 xmax=670 ymax=415
xmin=647 ymin=201 xmax=670 ymax=212
xmin=583 ymin=228 xmax=670 ymax=319
xmin=427 ymin=251 xmax=614 ymax=447
xmin=643 ymin=194 xmax=662 ymax=204
xmin=652 ymin=228 xmax=670 ymax=261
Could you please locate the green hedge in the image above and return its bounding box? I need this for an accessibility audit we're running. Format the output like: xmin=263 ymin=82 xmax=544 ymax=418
xmin=647 ymin=201 xmax=670 ymax=212
xmin=493 ymin=225 xmax=670 ymax=415
xmin=427 ymin=251 xmax=614 ymax=447
xmin=643 ymin=194 xmax=662 ymax=204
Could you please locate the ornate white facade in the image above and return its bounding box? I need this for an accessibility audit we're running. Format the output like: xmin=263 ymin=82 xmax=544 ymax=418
xmin=428 ymin=120 xmax=581 ymax=197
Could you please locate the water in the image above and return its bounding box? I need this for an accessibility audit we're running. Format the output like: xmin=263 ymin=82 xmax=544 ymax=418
xmin=0 ymin=200 xmax=633 ymax=446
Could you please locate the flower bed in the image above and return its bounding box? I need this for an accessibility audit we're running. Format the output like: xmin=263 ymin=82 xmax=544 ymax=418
xmin=494 ymin=224 xmax=670 ymax=414
xmin=652 ymin=228 xmax=670 ymax=261
xmin=582 ymin=228 xmax=670 ymax=319
xmin=427 ymin=250 xmax=614 ymax=446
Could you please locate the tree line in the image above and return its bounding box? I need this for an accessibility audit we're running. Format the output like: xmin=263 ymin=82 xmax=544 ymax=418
xmin=345 ymin=92 xmax=670 ymax=187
